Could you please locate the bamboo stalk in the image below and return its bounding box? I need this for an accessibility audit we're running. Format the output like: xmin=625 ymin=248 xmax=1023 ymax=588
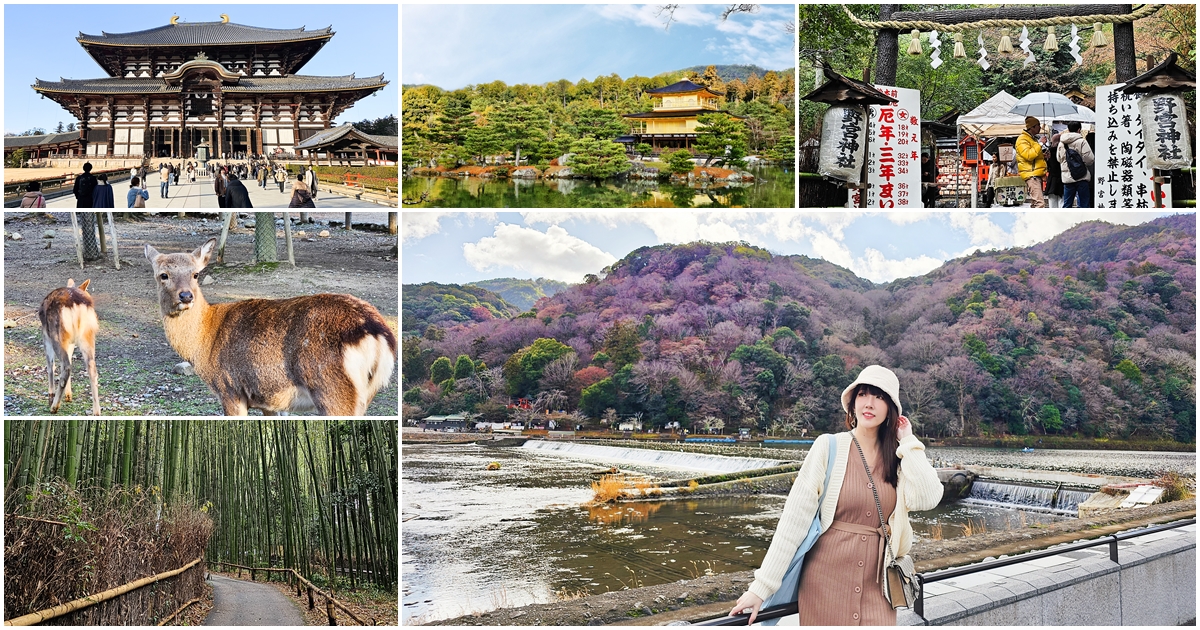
xmin=5 ymin=557 xmax=203 ymax=626
xmin=156 ymin=597 xmax=200 ymax=626
xmin=5 ymin=514 xmax=68 ymax=526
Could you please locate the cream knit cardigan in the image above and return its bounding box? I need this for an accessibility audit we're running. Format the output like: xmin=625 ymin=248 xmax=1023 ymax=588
xmin=747 ymin=431 xmax=943 ymax=601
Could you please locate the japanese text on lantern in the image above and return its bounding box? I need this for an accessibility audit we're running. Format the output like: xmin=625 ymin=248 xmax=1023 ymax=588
xmin=836 ymin=108 xmax=863 ymax=168
xmin=1151 ymin=96 xmax=1183 ymax=162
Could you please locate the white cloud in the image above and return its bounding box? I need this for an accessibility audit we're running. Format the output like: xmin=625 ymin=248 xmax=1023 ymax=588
xmin=1009 ymin=212 xmax=1165 ymax=247
xmin=855 ymin=249 xmax=945 ymax=284
xmin=520 ymin=212 xmax=748 ymax=244
xmin=462 ymin=223 xmax=617 ymax=283
xmin=947 ymin=213 xmax=1011 ymax=249
xmin=401 ymin=212 xmax=497 ymax=243
xmin=886 ymin=212 xmax=935 ymax=225
xmin=592 ymin=4 xmax=713 ymax=29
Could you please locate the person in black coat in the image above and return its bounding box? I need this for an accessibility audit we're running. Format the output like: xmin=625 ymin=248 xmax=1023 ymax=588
xmin=222 ymin=174 xmax=254 ymax=208
xmin=73 ymin=162 xmax=98 ymax=208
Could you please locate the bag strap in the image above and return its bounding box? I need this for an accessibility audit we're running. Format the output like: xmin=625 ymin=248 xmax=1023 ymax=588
xmin=852 ymin=435 xmax=897 ymax=567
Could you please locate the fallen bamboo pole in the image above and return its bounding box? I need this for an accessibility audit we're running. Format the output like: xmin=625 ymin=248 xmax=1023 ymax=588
xmin=5 ymin=557 xmax=203 ymax=626
xmin=156 ymin=597 xmax=200 ymax=626
xmin=5 ymin=514 xmax=68 ymax=527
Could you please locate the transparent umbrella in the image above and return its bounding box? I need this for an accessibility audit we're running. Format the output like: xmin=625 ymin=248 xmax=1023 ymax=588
xmin=1008 ymin=92 xmax=1080 ymax=119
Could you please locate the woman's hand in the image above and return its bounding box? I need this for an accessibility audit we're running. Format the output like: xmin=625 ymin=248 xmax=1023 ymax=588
xmin=897 ymin=415 xmax=913 ymax=441
xmin=728 ymin=591 xmax=764 ymax=625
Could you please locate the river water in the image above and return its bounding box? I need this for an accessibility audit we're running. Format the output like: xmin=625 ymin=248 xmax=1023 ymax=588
xmin=401 ymin=442 xmax=1193 ymax=624
xmin=401 ymin=166 xmax=795 ymax=208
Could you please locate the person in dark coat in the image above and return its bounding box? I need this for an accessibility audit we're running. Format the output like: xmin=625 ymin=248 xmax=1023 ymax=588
xmin=288 ymin=178 xmax=316 ymax=208
xmin=73 ymin=162 xmax=98 ymax=208
xmin=222 ymin=174 xmax=254 ymax=208
xmin=1045 ymin=126 xmax=1064 ymax=206
xmin=92 ymin=173 xmax=115 ymax=208
xmin=214 ymin=168 xmax=228 ymax=208
xmin=920 ymin=150 xmax=940 ymax=208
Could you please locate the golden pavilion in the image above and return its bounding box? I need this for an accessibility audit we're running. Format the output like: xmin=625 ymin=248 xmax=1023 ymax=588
xmin=621 ymin=80 xmax=742 ymax=154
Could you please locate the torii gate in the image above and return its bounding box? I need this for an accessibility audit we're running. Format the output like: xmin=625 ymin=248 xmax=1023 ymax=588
xmin=855 ymin=4 xmax=1158 ymax=86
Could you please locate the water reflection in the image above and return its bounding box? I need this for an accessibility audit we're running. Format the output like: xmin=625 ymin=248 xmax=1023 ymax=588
xmin=587 ymin=502 xmax=664 ymax=526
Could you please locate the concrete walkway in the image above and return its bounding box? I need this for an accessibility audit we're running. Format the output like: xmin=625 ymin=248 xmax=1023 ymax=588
xmin=45 ymin=172 xmax=381 ymax=208
xmin=203 ymin=573 xmax=305 ymax=626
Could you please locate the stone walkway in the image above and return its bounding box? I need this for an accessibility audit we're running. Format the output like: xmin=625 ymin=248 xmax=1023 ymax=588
xmin=45 ymin=172 xmax=380 ymax=208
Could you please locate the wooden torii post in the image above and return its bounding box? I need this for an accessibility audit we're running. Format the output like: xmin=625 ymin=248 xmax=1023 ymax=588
xmin=866 ymin=4 xmax=1153 ymax=86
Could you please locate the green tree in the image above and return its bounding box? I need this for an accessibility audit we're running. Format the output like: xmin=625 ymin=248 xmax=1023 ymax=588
xmin=568 ymin=136 xmax=630 ymax=180
xmin=602 ymin=321 xmax=643 ymax=369
xmin=634 ymin=142 xmax=653 ymax=159
xmin=1115 ymin=359 xmax=1143 ymax=384
xmin=695 ymin=113 xmax=748 ymax=167
xmin=430 ymin=356 xmax=454 ymax=384
xmin=7 ymin=148 xmax=26 ymax=169
xmin=664 ymin=149 xmax=696 ymax=175
xmin=464 ymin=124 xmax=504 ymax=163
xmin=581 ymin=377 xmax=618 ymax=417
xmin=490 ymin=103 xmax=551 ymax=166
xmin=433 ymin=93 xmax=476 ymax=146
xmin=766 ymin=134 xmax=795 ymax=167
xmin=453 ymin=354 xmax=477 ymax=380
xmin=1038 ymin=404 xmax=1063 ymax=433
xmin=402 ymin=337 xmax=427 ymax=386
xmin=504 ymin=338 xmax=573 ymax=396
xmin=572 ymin=107 xmax=627 ymax=140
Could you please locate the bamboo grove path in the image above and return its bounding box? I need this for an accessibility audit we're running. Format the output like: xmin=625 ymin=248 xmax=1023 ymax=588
xmin=203 ymin=574 xmax=305 ymax=626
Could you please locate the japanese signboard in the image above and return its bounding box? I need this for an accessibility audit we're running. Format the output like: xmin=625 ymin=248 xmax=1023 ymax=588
xmin=849 ymin=85 xmax=922 ymax=208
xmin=1094 ymin=84 xmax=1172 ymax=208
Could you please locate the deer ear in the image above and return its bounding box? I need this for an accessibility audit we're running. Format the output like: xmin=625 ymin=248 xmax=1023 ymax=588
xmin=144 ymin=243 xmax=160 ymax=262
xmin=78 ymin=279 xmax=91 ymax=292
xmin=67 ymin=278 xmax=76 ymax=287
xmin=194 ymin=238 xmax=217 ymax=268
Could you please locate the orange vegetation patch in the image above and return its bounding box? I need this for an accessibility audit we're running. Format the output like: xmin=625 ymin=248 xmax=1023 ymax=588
xmin=449 ymin=165 xmax=495 ymax=176
xmin=694 ymin=167 xmax=739 ymax=179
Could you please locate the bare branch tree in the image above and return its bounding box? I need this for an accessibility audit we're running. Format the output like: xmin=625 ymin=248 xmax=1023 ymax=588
xmin=720 ymin=4 xmax=759 ymax=20
xmin=655 ymin=4 xmax=679 ymax=31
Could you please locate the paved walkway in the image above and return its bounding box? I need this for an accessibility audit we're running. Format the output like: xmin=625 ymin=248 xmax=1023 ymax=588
xmin=45 ymin=172 xmax=380 ymax=208
xmin=203 ymin=574 xmax=305 ymax=626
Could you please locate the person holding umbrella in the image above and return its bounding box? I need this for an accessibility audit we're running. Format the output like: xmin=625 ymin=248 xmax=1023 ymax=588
xmin=1015 ymin=116 xmax=1047 ymax=208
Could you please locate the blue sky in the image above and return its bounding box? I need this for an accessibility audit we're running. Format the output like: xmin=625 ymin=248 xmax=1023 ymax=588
xmin=402 ymin=211 xmax=1184 ymax=285
xmin=4 ymin=4 xmax=397 ymax=135
xmin=402 ymin=4 xmax=794 ymax=90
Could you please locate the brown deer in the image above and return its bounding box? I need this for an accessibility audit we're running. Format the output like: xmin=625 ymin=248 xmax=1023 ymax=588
xmin=144 ymin=238 xmax=396 ymax=416
xmin=39 ymin=278 xmax=101 ymax=415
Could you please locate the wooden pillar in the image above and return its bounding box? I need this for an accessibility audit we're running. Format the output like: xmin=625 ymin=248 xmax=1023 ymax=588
xmin=323 ymin=101 xmax=334 ymax=130
xmin=79 ymin=108 xmax=90 ymax=157
xmin=254 ymin=98 xmax=264 ymax=156
xmin=142 ymin=97 xmax=151 ymax=158
xmin=106 ymin=97 xmax=116 ymax=157
xmin=293 ymin=98 xmax=303 ymax=155
xmin=216 ymin=93 xmax=225 ymax=158
xmin=1113 ymin=4 xmax=1137 ymax=82
xmin=874 ymin=5 xmax=900 ymax=87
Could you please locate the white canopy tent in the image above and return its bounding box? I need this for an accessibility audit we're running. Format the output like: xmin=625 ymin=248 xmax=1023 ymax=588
xmin=958 ymin=90 xmax=1094 ymax=137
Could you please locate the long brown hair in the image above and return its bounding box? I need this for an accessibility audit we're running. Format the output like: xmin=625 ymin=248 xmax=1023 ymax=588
xmin=843 ymin=383 xmax=900 ymax=487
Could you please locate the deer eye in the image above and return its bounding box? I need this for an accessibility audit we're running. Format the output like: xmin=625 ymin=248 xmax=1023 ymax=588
xmin=159 ymin=273 xmax=168 ymax=280
xmin=193 ymin=273 xmax=199 ymax=279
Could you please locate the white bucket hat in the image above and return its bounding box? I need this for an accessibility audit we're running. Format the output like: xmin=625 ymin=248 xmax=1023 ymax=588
xmin=840 ymin=365 xmax=902 ymax=417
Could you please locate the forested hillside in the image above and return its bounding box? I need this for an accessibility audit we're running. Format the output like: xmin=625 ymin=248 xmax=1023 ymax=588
xmin=403 ymin=282 xmax=520 ymax=333
xmin=468 ymin=277 xmax=572 ymax=311
xmin=403 ymin=217 xmax=1195 ymax=442
xmin=402 ymin=64 xmax=796 ymax=170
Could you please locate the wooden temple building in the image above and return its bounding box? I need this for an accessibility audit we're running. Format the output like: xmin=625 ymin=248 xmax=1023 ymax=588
xmin=620 ymin=80 xmax=743 ymax=154
xmin=4 ymin=132 xmax=84 ymax=161
xmin=32 ymin=15 xmax=388 ymax=161
xmin=294 ymin=123 xmax=397 ymax=166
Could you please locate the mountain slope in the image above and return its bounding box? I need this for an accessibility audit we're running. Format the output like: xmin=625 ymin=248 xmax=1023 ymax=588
xmin=467 ymin=277 xmax=571 ymax=311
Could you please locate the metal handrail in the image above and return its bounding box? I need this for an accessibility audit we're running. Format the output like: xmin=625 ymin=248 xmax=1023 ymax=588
xmin=697 ymin=517 xmax=1194 ymax=627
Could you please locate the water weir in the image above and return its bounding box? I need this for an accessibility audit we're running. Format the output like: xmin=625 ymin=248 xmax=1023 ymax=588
xmin=963 ymin=479 xmax=1096 ymax=515
xmin=519 ymin=440 xmax=786 ymax=474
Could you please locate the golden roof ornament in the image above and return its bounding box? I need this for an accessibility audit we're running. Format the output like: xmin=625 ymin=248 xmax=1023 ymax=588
xmin=195 ymin=51 xmax=208 ymax=60
xmin=220 ymin=14 xmax=230 ymax=23
xmin=170 ymin=15 xmax=179 ymax=25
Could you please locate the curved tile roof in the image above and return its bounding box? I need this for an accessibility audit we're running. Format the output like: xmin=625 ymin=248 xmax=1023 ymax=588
xmin=295 ymin=123 xmax=397 ymax=149
xmin=33 ymin=77 xmax=180 ymax=94
xmin=78 ymin=21 xmax=333 ymax=46
xmin=33 ymin=74 xmax=386 ymax=95
xmin=4 ymin=132 xmax=82 ymax=148
xmin=646 ymin=80 xmax=725 ymax=96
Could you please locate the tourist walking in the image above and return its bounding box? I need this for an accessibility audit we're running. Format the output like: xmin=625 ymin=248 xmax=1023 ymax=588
xmin=222 ymin=174 xmax=254 ymax=208
xmin=289 ymin=177 xmax=316 ymax=208
xmin=127 ymin=177 xmax=149 ymax=208
xmin=73 ymin=162 xmax=98 ymax=208
xmin=19 ymin=182 xmax=46 ymax=208
xmin=159 ymin=163 xmax=171 ymax=198
xmin=728 ymin=365 xmax=942 ymax=626
xmin=92 ymin=173 xmax=115 ymax=208
xmin=274 ymin=167 xmax=287 ymax=193
xmin=1015 ymin=116 xmax=1047 ymax=208
xmin=1057 ymin=121 xmax=1095 ymax=208
xmin=258 ymin=164 xmax=268 ymax=188
xmin=305 ymin=166 xmax=318 ymax=200
xmin=214 ymin=167 xmax=229 ymax=208
xmin=173 ymin=163 xmax=180 ymax=185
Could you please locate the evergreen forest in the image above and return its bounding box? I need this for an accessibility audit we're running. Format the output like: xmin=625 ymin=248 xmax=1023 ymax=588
xmin=402 ymin=65 xmax=797 ymax=174
xmin=404 ymin=217 xmax=1195 ymax=444
xmin=4 ymin=420 xmax=397 ymax=625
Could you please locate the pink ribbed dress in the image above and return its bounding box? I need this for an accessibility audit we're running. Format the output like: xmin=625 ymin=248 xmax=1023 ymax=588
xmin=796 ymin=452 xmax=898 ymax=626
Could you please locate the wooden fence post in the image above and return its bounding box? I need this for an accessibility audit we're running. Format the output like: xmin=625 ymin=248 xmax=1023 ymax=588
xmin=307 ymin=586 xmax=314 ymax=610
xmin=326 ymin=598 xmax=337 ymax=625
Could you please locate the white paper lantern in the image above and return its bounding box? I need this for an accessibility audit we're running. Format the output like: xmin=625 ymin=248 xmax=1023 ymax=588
xmin=1138 ymin=93 xmax=1193 ymax=170
xmin=818 ymin=105 xmax=867 ymax=184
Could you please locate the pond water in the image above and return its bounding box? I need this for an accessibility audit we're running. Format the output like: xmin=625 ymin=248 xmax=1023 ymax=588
xmin=401 ymin=166 xmax=795 ymax=208
xmin=402 ymin=442 xmax=1183 ymax=624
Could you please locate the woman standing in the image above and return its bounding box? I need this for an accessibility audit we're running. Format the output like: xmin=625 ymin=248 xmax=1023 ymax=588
xmin=729 ymin=365 xmax=942 ymax=625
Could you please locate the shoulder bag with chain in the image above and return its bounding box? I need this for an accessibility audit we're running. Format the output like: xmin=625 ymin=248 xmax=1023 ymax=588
xmin=852 ymin=435 xmax=916 ymax=609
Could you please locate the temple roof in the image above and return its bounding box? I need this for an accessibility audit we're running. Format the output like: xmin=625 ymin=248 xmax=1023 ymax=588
xmin=645 ymin=80 xmax=725 ymax=97
xmin=4 ymin=132 xmax=81 ymax=148
xmin=622 ymin=109 xmax=745 ymax=120
xmin=33 ymin=73 xmax=387 ymax=95
xmin=295 ymin=123 xmax=397 ymax=150
xmin=77 ymin=21 xmax=333 ymax=46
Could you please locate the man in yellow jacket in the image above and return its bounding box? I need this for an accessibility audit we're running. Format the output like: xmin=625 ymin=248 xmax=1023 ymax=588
xmin=1015 ymin=116 xmax=1047 ymax=208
